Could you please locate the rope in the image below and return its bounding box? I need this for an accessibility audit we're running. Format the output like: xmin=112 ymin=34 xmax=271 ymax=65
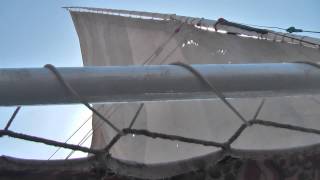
xmin=128 ymin=103 xmax=144 ymax=129
xmin=0 ymin=130 xmax=99 ymax=154
xmin=48 ymin=105 xmax=115 ymax=160
xmin=66 ymin=105 xmax=123 ymax=159
xmin=243 ymin=23 xmax=320 ymax=34
xmin=65 ymin=128 xmax=93 ymax=159
xmin=170 ymin=62 xmax=248 ymax=125
xmin=44 ymin=64 xmax=121 ymax=134
xmin=66 ymin=103 xmax=145 ymax=158
xmin=123 ymin=128 xmax=226 ymax=148
xmin=251 ymin=119 xmax=320 ymax=135
xmin=48 ymin=113 xmax=94 ymax=160
xmin=104 ymin=103 xmax=146 ymax=152
xmin=157 ymin=28 xmax=194 ymax=65
xmin=64 ymin=105 xmax=122 ymax=159
xmin=142 ymin=22 xmax=185 ymax=65
xmin=4 ymin=106 xmax=21 ymax=130
xmin=226 ymin=99 xmax=265 ymax=145
xmin=104 ymin=133 xmax=123 ymax=152
xmin=302 ymin=30 xmax=320 ymax=34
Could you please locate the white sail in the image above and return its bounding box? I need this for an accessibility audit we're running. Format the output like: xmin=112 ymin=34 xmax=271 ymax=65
xmin=69 ymin=7 xmax=320 ymax=163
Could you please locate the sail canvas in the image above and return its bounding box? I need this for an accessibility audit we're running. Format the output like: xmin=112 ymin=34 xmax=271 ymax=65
xmin=69 ymin=7 xmax=320 ymax=164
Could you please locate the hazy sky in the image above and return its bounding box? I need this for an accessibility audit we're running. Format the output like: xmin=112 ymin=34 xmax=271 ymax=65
xmin=0 ymin=0 xmax=319 ymax=160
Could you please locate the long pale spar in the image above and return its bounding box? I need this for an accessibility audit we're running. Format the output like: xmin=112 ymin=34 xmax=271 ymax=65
xmin=1 ymin=63 xmax=320 ymax=106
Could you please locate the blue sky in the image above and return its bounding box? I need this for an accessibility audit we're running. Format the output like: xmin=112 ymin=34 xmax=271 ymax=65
xmin=0 ymin=0 xmax=319 ymax=159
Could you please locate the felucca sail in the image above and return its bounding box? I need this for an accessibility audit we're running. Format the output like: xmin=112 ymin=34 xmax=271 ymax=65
xmin=68 ymin=7 xmax=320 ymax=164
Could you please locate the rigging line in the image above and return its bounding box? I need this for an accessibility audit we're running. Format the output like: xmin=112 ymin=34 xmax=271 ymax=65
xmin=66 ymin=114 xmax=111 ymax=159
xmin=170 ymin=62 xmax=248 ymax=125
xmin=157 ymin=29 xmax=194 ymax=65
xmin=64 ymin=105 xmax=121 ymax=159
xmin=44 ymin=64 xmax=121 ymax=134
xmin=65 ymin=128 xmax=93 ymax=159
xmin=242 ymin=23 xmax=320 ymax=34
xmin=48 ymin=105 xmax=113 ymax=160
xmin=123 ymin=128 xmax=225 ymax=148
xmin=241 ymin=23 xmax=287 ymax=31
xmin=157 ymin=45 xmax=180 ymax=65
xmin=79 ymin=130 xmax=93 ymax=146
xmin=252 ymin=99 xmax=266 ymax=120
xmin=104 ymin=104 xmax=146 ymax=152
xmin=68 ymin=103 xmax=145 ymax=158
xmin=48 ymin=112 xmax=94 ymax=159
xmin=4 ymin=106 xmax=21 ymax=130
xmin=65 ymin=129 xmax=93 ymax=159
xmin=104 ymin=127 xmax=227 ymax=153
xmin=251 ymin=119 xmax=320 ymax=135
xmin=142 ymin=22 xmax=185 ymax=65
xmin=128 ymin=103 xmax=145 ymax=129
xmin=104 ymin=133 xmax=122 ymax=152
xmin=303 ymin=30 xmax=320 ymax=34
xmin=66 ymin=113 xmax=112 ymax=159
xmin=226 ymin=99 xmax=266 ymax=145
xmin=0 ymin=130 xmax=99 ymax=154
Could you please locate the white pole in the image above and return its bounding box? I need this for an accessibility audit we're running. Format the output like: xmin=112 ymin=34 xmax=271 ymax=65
xmin=1 ymin=63 xmax=320 ymax=106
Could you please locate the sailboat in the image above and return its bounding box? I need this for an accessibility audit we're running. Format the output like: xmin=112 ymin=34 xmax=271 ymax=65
xmin=1 ymin=6 xmax=320 ymax=180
